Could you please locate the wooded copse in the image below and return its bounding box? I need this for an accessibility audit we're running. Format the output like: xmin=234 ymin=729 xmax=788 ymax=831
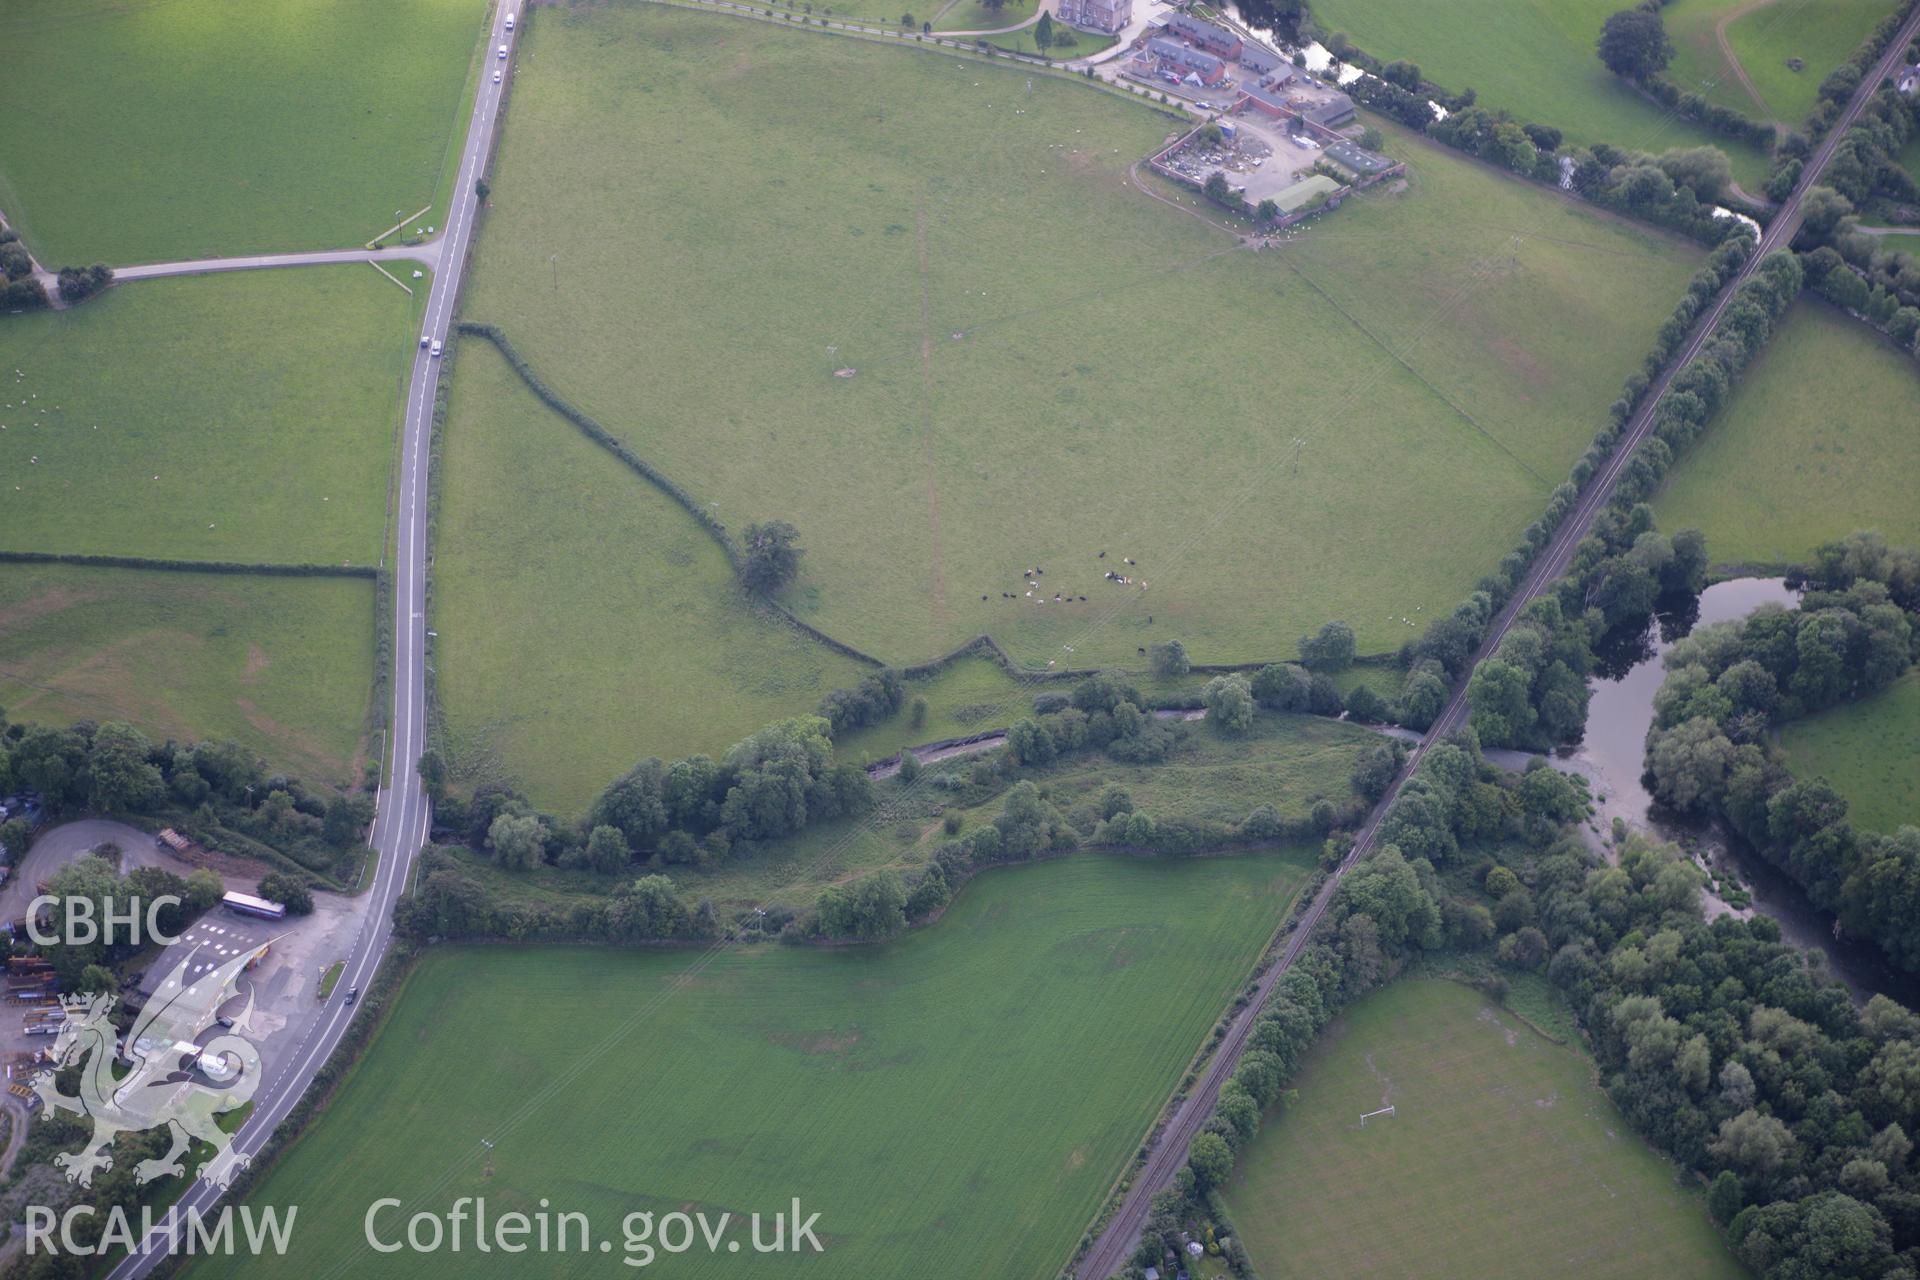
xmin=0 ymin=712 xmax=372 ymax=882
xmin=1646 ymin=534 xmax=1920 ymax=971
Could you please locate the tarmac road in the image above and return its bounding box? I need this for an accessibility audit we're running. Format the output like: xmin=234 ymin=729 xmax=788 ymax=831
xmin=1073 ymin=8 xmax=1920 ymax=1274
xmin=104 ymin=6 xmax=520 ymax=1274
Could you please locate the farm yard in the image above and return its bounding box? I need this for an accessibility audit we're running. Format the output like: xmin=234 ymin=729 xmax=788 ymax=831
xmin=1220 ymin=979 xmax=1742 ymax=1280
xmin=0 ymin=561 xmax=376 ymax=786
xmin=1777 ymin=671 xmax=1920 ymax=837
xmin=0 ymin=0 xmax=490 ymax=264
xmin=1302 ymin=0 xmax=1772 ymax=186
xmin=0 ymin=267 xmax=425 ymax=567
xmin=187 ymin=851 xmax=1314 ymax=1280
xmin=1652 ymin=302 xmax=1920 ymax=566
xmin=1663 ymin=0 xmax=1899 ymax=126
xmin=447 ymin=4 xmax=1702 ymax=804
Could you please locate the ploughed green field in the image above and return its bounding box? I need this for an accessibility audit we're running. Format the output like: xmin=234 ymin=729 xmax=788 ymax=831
xmin=0 ymin=562 xmax=375 ymax=784
xmin=1308 ymin=0 xmax=1769 ymax=186
xmin=1778 ymin=671 xmax=1920 ymax=835
xmin=1664 ymin=0 xmax=1896 ymax=126
xmin=203 ymin=852 xmax=1311 ymax=1279
xmin=0 ymin=267 xmax=423 ymax=566
xmin=455 ymin=5 xmax=1699 ymax=687
xmin=1222 ymin=979 xmax=1741 ymax=1280
xmin=443 ymin=707 xmax=1371 ymax=907
xmin=432 ymin=341 xmax=870 ymax=814
xmin=1653 ymin=302 xmax=1920 ymax=564
xmin=0 ymin=0 xmax=488 ymax=264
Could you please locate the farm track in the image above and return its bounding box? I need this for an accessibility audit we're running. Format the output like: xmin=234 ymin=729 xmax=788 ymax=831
xmin=1715 ymin=0 xmax=1782 ymax=121
xmin=1073 ymin=5 xmax=1920 ymax=1272
xmin=110 ymin=242 xmax=443 ymax=282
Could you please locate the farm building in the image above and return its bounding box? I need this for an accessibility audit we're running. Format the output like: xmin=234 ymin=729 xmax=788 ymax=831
xmin=1900 ymin=62 xmax=1920 ymax=95
xmin=1303 ymin=91 xmax=1355 ymax=127
xmin=1270 ymin=174 xmax=1342 ymax=213
xmin=1163 ymin=11 xmax=1243 ymax=58
xmin=1057 ymin=0 xmax=1131 ymax=35
xmin=1324 ymin=139 xmax=1392 ymax=175
xmin=1147 ymin=38 xmax=1228 ymax=86
xmin=1239 ymin=82 xmax=1293 ymax=117
xmin=1238 ymin=42 xmax=1284 ymax=75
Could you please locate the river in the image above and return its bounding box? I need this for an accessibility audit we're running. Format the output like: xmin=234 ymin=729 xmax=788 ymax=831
xmin=1565 ymin=577 xmax=1920 ymax=1005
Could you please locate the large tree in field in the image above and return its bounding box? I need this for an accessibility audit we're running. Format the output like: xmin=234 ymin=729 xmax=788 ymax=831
xmin=1598 ymin=7 xmax=1673 ymax=81
xmin=741 ymin=520 xmax=804 ymax=595
xmin=1299 ymin=619 xmax=1356 ymax=671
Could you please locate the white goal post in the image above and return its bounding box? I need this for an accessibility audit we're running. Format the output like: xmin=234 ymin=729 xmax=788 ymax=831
xmin=1359 ymin=1105 xmax=1395 ymax=1126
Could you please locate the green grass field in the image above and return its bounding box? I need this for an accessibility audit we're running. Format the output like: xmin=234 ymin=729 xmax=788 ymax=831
xmin=1309 ymin=0 xmax=1770 ymax=187
xmin=1653 ymin=301 xmax=1920 ymax=564
xmin=1 ymin=266 xmax=423 ymax=566
xmin=432 ymin=341 xmax=870 ymax=814
xmin=1222 ymin=979 xmax=1742 ymax=1280
xmin=0 ymin=562 xmax=375 ymax=784
xmin=199 ymin=852 xmax=1312 ymax=1279
xmin=1778 ymin=671 xmax=1920 ymax=835
xmin=1664 ymin=0 xmax=1895 ymax=126
xmin=456 ymin=5 xmax=1698 ymax=688
xmin=0 ymin=0 xmax=489 ymax=264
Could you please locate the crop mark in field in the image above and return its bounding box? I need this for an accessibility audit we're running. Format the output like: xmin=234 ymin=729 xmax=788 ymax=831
xmin=1361 ymin=1050 xmax=1395 ymax=1111
xmin=914 ymin=201 xmax=951 ymax=645
xmin=0 ymin=585 xmax=101 ymax=635
xmin=767 ymin=1026 xmax=863 ymax=1056
xmin=1476 ymin=1005 xmax=1520 ymax=1046
xmin=1278 ymin=249 xmax=1553 ymax=488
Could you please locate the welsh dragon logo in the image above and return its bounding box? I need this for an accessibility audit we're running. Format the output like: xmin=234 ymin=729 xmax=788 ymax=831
xmin=30 ymin=941 xmax=277 ymax=1189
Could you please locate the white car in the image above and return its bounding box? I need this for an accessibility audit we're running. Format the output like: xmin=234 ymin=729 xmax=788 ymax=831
xmin=493 ymin=69 xmax=502 ymax=83
xmin=505 ymin=11 xmax=515 ymax=29
xmin=419 ymin=334 xmax=430 ymax=349
xmin=497 ymin=44 xmax=507 ymax=60
xmin=430 ymin=340 xmax=443 ymax=357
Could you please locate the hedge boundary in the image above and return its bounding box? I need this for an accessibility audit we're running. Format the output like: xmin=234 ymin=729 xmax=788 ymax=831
xmin=457 ymin=322 xmax=888 ymax=668
xmin=0 ymin=550 xmax=377 ymax=578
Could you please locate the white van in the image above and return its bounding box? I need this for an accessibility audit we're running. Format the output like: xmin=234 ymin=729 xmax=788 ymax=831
xmin=505 ymin=12 xmax=515 ymax=29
